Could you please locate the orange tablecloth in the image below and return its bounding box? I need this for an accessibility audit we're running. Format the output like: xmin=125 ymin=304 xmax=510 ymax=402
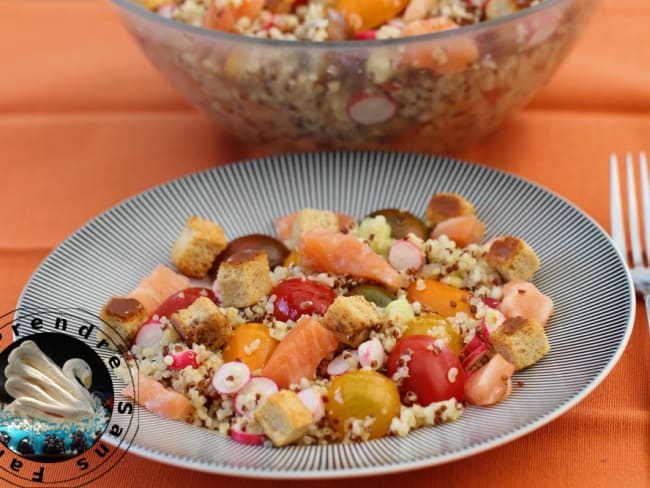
xmin=1 ymin=0 xmax=649 ymax=486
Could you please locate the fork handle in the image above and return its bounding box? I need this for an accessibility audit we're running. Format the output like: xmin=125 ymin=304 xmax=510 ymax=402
xmin=644 ymin=293 xmax=650 ymax=333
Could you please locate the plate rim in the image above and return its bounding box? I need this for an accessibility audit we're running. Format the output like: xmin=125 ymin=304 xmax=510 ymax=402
xmin=15 ymin=151 xmax=636 ymax=479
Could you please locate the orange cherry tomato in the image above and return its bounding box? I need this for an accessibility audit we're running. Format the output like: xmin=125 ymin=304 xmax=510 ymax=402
xmin=335 ymin=0 xmax=409 ymax=32
xmin=406 ymin=279 xmax=473 ymax=318
xmin=223 ymin=323 xmax=279 ymax=372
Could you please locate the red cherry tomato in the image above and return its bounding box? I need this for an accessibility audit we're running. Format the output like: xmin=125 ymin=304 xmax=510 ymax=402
xmin=386 ymin=335 xmax=464 ymax=406
xmin=270 ymin=278 xmax=336 ymax=322
xmin=153 ymin=287 xmax=218 ymax=319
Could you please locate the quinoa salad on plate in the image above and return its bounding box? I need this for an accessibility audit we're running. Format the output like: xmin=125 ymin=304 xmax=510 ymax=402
xmin=98 ymin=192 xmax=554 ymax=447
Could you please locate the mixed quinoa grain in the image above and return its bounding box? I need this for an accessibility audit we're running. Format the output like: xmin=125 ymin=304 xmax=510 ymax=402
xmin=121 ymin=0 xmax=592 ymax=151
xmin=106 ymin=193 xmax=554 ymax=447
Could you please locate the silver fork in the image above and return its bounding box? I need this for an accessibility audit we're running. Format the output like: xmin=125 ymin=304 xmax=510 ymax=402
xmin=610 ymin=152 xmax=650 ymax=331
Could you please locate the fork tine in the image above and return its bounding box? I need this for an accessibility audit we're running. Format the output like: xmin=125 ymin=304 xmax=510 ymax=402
xmin=640 ymin=151 xmax=650 ymax=265
xmin=626 ymin=153 xmax=643 ymax=267
xmin=610 ymin=154 xmax=627 ymax=259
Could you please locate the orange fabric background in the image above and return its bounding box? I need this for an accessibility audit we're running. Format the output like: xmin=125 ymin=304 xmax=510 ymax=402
xmin=1 ymin=0 xmax=649 ymax=486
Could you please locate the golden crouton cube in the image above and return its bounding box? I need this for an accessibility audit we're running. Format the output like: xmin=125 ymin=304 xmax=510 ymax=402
xmin=424 ymin=192 xmax=475 ymax=229
xmin=322 ymin=296 xmax=380 ymax=347
xmin=486 ymin=236 xmax=540 ymax=281
xmin=254 ymin=390 xmax=312 ymax=446
xmin=217 ymin=249 xmax=273 ymax=308
xmin=170 ymin=296 xmax=232 ymax=350
xmin=291 ymin=208 xmax=339 ymax=248
xmin=171 ymin=216 xmax=227 ymax=278
xmin=490 ymin=316 xmax=550 ymax=370
xmin=98 ymin=297 xmax=148 ymax=351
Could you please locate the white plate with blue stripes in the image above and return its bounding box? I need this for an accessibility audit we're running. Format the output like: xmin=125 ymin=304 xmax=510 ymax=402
xmin=17 ymin=151 xmax=634 ymax=478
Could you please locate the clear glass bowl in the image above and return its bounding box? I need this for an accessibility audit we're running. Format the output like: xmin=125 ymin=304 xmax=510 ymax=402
xmin=111 ymin=0 xmax=596 ymax=153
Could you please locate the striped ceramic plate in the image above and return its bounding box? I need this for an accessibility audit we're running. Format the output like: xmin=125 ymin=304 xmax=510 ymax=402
xmin=17 ymin=151 xmax=634 ymax=478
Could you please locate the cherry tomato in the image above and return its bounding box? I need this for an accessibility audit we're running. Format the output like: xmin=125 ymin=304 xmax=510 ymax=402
xmin=326 ymin=370 xmax=400 ymax=440
xmin=210 ymin=234 xmax=290 ymax=279
xmin=153 ymin=287 xmax=218 ymax=319
xmin=403 ymin=313 xmax=463 ymax=355
xmin=223 ymin=323 xmax=279 ymax=372
xmin=386 ymin=335 xmax=464 ymax=406
xmin=367 ymin=208 xmax=428 ymax=240
xmin=406 ymin=279 xmax=473 ymax=318
xmin=270 ymin=278 xmax=336 ymax=322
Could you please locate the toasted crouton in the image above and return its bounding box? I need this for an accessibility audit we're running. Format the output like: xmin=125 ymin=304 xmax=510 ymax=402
xmin=490 ymin=316 xmax=550 ymax=370
xmin=217 ymin=249 xmax=273 ymax=308
xmin=170 ymin=296 xmax=232 ymax=350
xmin=424 ymin=192 xmax=475 ymax=229
xmin=254 ymin=390 xmax=312 ymax=446
xmin=98 ymin=297 xmax=148 ymax=351
xmin=171 ymin=216 xmax=227 ymax=278
xmin=322 ymin=296 xmax=380 ymax=347
xmin=291 ymin=208 xmax=339 ymax=248
xmin=486 ymin=236 xmax=540 ymax=281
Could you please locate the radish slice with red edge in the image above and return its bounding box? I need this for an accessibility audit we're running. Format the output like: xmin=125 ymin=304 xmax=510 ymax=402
xmin=157 ymin=4 xmax=177 ymax=18
xmin=357 ymin=338 xmax=385 ymax=370
xmin=481 ymin=297 xmax=500 ymax=309
xmin=234 ymin=377 xmax=279 ymax=417
xmin=326 ymin=351 xmax=357 ymax=376
xmin=389 ymin=240 xmax=424 ymax=272
xmin=348 ymin=93 xmax=397 ymax=125
xmin=212 ymin=362 xmax=251 ymax=395
xmin=462 ymin=342 xmax=490 ymax=375
xmin=169 ymin=350 xmax=200 ymax=370
xmin=354 ymin=30 xmax=377 ymax=40
xmin=134 ymin=319 xmax=164 ymax=348
xmin=298 ymin=388 xmax=325 ymax=421
xmin=230 ymin=423 xmax=265 ymax=445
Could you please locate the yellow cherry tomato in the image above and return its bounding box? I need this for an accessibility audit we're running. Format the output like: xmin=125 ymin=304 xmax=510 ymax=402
xmin=326 ymin=370 xmax=400 ymax=440
xmin=335 ymin=0 xmax=410 ymax=33
xmin=223 ymin=323 xmax=278 ymax=373
xmin=403 ymin=313 xmax=463 ymax=355
xmin=283 ymin=251 xmax=301 ymax=267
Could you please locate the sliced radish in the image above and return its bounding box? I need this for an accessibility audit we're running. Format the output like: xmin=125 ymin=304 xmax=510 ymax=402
xmin=234 ymin=377 xmax=279 ymax=417
xmin=388 ymin=240 xmax=424 ymax=272
xmin=326 ymin=351 xmax=357 ymax=376
xmin=169 ymin=350 xmax=200 ymax=370
xmin=157 ymin=4 xmax=178 ymax=18
xmin=230 ymin=423 xmax=265 ymax=445
xmin=297 ymin=388 xmax=325 ymax=421
xmin=462 ymin=342 xmax=490 ymax=374
xmin=481 ymin=297 xmax=500 ymax=309
xmin=354 ymin=30 xmax=377 ymax=40
xmin=357 ymin=338 xmax=385 ymax=370
xmin=134 ymin=319 xmax=164 ymax=348
xmin=212 ymin=362 xmax=251 ymax=395
xmin=348 ymin=93 xmax=397 ymax=125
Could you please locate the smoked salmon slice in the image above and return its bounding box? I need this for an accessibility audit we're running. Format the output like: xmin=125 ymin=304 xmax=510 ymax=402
xmin=128 ymin=264 xmax=190 ymax=314
xmin=298 ymin=229 xmax=402 ymax=291
xmin=499 ymin=280 xmax=554 ymax=326
xmin=431 ymin=215 xmax=485 ymax=248
xmin=261 ymin=316 xmax=338 ymax=389
xmin=123 ymin=373 xmax=192 ymax=421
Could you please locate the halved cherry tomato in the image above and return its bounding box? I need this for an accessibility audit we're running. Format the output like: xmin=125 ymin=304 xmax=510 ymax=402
xmin=153 ymin=287 xmax=218 ymax=319
xmin=386 ymin=335 xmax=464 ymax=405
xmin=270 ymin=278 xmax=336 ymax=322
xmin=223 ymin=323 xmax=279 ymax=372
xmin=326 ymin=370 xmax=400 ymax=440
